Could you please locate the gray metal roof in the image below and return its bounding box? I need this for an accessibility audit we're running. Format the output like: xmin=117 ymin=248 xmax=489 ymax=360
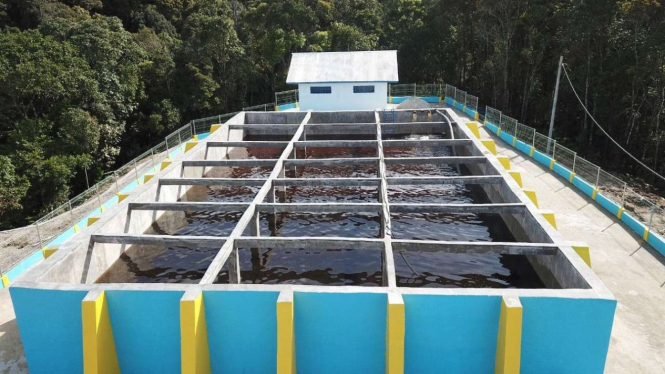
xmin=286 ymin=50 xmax=399 ymax=84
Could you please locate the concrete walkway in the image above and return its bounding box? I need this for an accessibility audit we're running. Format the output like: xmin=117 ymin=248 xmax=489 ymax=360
xmin=478 ymin=126 xmax=665 ymax=373
xmin=0 ymin=289 xmax=26 ymax=374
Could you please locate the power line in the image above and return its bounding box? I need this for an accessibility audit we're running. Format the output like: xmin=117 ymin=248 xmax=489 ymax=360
xmin=561 ymin=63 xmax=665 ymax=183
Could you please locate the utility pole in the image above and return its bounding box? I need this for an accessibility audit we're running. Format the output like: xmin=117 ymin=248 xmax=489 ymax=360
xmin=547 ymin=56 xmax=563 ymax=154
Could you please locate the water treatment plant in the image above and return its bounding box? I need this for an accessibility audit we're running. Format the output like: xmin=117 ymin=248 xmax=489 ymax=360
xmin=1 ymin=51 xmax=664 ymax=374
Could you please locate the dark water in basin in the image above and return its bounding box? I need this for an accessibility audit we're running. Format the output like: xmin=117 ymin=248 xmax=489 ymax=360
xmin=100 ymin=134 xmax=548 ymax=288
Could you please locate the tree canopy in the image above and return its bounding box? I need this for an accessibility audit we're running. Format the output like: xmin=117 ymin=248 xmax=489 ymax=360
xmin=0 ymin=0 xmax=664 ymax=228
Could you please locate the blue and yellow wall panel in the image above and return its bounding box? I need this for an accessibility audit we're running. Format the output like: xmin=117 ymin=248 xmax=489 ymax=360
xmin=403 ymin=294 xmax=501 ymax=374
xmin=106 ymin=290 xmax=183 ymax=374
xmin=10 ymin=287 xmax=88 ymax=374
xmin=203 ymin=290 xmax=279 ymax=374
xmin=295 ymin=292 xmax=386 ymax=374
xmin=520 ymin=297 xmax=616 ymax=374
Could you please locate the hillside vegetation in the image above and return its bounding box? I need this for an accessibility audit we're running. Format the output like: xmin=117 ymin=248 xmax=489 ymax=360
xmin=0 ymin=0 xmax=663 ymax=228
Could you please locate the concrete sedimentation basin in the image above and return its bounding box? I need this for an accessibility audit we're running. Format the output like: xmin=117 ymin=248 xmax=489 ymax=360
xmin=10 ymin=109 xmax=616 ymax=374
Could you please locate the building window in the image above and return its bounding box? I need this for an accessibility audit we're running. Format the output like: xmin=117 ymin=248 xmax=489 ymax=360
xmin=353 ymin=85 xmax=375 ymax=93
xmin=310 ymin=86 xmax=332 ymax=94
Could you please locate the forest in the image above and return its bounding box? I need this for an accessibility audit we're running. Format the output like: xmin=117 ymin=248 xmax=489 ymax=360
xmin=0 ymin=0 xmax=663 ymax=228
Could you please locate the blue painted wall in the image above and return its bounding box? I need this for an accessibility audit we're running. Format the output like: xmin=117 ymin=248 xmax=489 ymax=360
xmin=403 ymin=294 xmax=501 ymax=374
xmin=521 ymin=297 xmax=616 ymax=374
xmin=621 ymin=212 xmax=647 ymax=237
xmin=532 ymin=151 xmax=552 ymax=168
xmin=444 ymin=97 xmax=454 ymax=106
xmin=204 ymin=291 xmax=280 ymax=374
xmin=515 ymin=140 xmax=532 ymax=155
xmin=572 ymin=176 xmax=595 ymax=197
xmin=277 ymin=103 xmax=297 ymax=111
xmin=10 ymin=287 xmax=87 ymax=374
xmin=595 ymin=193 xmax=621 ymax=216
xmin=294 ymin=292 xmax=386 ymax=374
xmin=553 ymin=163 xmax=573 ymax=181
xmin=106 ymin=290 xmax=184 ymax=374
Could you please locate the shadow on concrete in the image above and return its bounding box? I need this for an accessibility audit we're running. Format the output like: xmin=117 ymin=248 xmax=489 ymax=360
xmin=0 ymin=290 xmax=28 ymax=374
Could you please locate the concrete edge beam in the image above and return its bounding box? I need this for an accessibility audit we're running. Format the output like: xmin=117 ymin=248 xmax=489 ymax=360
xmin=389 ymin=203 xmax=526 ymax=214
xmin=159 ymin=178 xmax=267 ymax=187
xmin=274 ymin=178 xmax=381 ymax=187
xmin=90 ymin=234 xmax=229 ymax=247
xmin=257 ymin=203 xmax=383 ymax=214
xmin=183 ymin=160 xmax=278 ymax=167
xmin=385 ymin=176 xmax=503 ymax=185
xmin=127 ymin=202 xmax=250 ymax=212
xmin=383 ymin=156 xmax=486 ymax=165
xmin=391 ymin=240 xmax=558 ymax=255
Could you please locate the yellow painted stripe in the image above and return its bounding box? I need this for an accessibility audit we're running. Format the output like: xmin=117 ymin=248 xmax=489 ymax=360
xmin=116 ymin=193 xmax=129 ymax=203
xmin=512 ymin=138 xmax=516 ymax=147
xmin=617 ymin=207 xmax=624 ymax=219
xmin=295 ymin=103 xmax=299 ymax=109
xmin=571 ymin=243 xmax=592 ymax=268
xmin=497 ymin=156 xmax=511 ymax=170
xmin=529 ymin=147 xmax=535 ymax=157
xmin=569 ymin=172 xmax=576 ymax=183
xmin=277 ymin=291 xmax=296 ymax=374
xmin=193 ymin=134 xmax=198 ymax=141
xmin=210 ymin=124 xmax=222 ymax=133
xmin=42 ymin=247 xmax=57 ymax=259
xmin=185 ymin=141 xmax=198 ymax=153
xmin=74 ymin=224 xmax=80 ymax=233
xmin=497 ymin=128 xmax=502 ymax=136
xmin=495 ymin=296 xmax=522 ymax=374
xmin=274 ymin=106 xmax=280 ymax=112
xmin=523 ymin=189 xmax=539 ymax=208
xmin=549 ymin=159 xmax=555 ymax=170
xmin=389 ymin=97 xmax=393 ymax=104
xmin=508 ymin=171 xmax=522 ymax=188
xmin=541 ymin=211 xmax=557 ymax=230
xmin=1 ymin=274 xmax=9 ymax=287
xmin=143 ymin=174 xmax=154 ymax=184
xmin=643 ymin=229 xmax=650 ymax=242
xmin=82 ymin=291 xmax=120 ymax=374
xmin=480 ymin=140 xmax=497 ymax=155
xmin=87 ymin=216 xmax=101 ymax=227
xmin=160 ymin=161 xmax=172 ymax=171
xmin=181 ymin=290 xmax=211 ymax=374
xmin=386 ymin=292 xmax=405 ymax=374
xmin=466 ymin=122 xmax=481 ymax=139
xmin=475 ymin=112 xmax=479 ymax=120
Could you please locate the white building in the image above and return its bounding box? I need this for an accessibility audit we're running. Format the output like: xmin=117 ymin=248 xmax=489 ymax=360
xmin=286 ymin=50 xmax=398 ymax=111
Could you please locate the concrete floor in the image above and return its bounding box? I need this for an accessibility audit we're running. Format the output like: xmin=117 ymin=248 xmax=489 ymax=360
xmin=477 ymin=125 xmax=665 ymax=374
xmin=1 ymin=115 xmax=664 ymax=373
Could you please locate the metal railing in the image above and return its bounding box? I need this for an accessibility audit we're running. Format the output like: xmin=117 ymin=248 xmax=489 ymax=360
xmin=275 ymin=89 xmax=299 ymax=106
xmin=481 ymin=103 xmax=663 ymax=237
xmin=242 ymin=103 xmax=274 ymax=112
xmin=439 ymin=82 xmax=664 ymax=242
xmin=0 ymin=119 xmax=218 ymax=275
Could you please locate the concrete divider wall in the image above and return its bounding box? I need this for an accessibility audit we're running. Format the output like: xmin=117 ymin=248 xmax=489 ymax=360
xmin=10 ymin=286 xmax=618 ymax=374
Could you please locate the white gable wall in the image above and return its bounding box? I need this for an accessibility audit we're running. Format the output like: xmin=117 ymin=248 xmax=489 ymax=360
xmin=298 ymin=82 xmax=387 ymax=111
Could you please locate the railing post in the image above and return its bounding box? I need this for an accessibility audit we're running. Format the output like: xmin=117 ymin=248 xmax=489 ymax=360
xmin=150 ymin=148 xmax=156 ymax=172
xmin=620 ymin=183 xmax=627 ymax=207
xmin=595 ymin=167 xmax=601 ymax=189
xmin=69 ymin=200 xmax=75 ymax=221
xmin=413 ymin=83 xmax=416 ymax=96
xmin=531 ymin=129 xmax=536 ymax=147
xmin=133 ymin=159 xmax=139 ymax=183
xmin=177 ymin=131 xmax=182 ymax=151
xmin=96 ymin=184 xmax=102 ymax=210
xmin=114 ymin=171 xmax=119 ymax=193
xmin=35 ymin=222 xmax=43 ymax=250
xmin=647 ymin=206 xmax=655 ymax=232
xmin=552 ymin=141 xmax=557 ymax=158
xmin=572 ymin=153 xmax=577 ymax=173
